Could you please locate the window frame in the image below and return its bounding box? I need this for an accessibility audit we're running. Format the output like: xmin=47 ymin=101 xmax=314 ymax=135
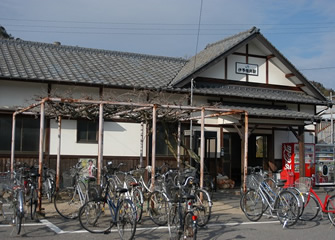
xmin=76 ymin=119 xmax=98 ymax=143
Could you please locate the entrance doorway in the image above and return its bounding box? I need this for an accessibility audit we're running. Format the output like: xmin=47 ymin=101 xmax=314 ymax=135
xmin=194 ymin=131 xmax=217 ymax=186
xmin=222 ymin=133 xmax=271 ymax=186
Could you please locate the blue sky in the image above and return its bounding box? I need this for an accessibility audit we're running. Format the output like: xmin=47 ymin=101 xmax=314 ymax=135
xmin=1 ymin=0 xmax=335 ymax=91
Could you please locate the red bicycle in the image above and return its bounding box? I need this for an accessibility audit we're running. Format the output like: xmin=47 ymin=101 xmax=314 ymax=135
xmin=297 ymin=177 xmax=335 ymax=225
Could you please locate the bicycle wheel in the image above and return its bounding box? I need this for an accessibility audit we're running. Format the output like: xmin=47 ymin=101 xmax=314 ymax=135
xmin=193 ymin=189 xmax=212 ymax=227
xmin=54 ymin=188 xmax=81 ymax=219
xmin=300 ymin=194 xmax=320 ymax=221
xmin=287 ymin=187 xmax=304 ymax=217
xmin=131 ymin=187 xmax=143 ymax=223
xmin=168 ymin=204 xmax=181 ymax=240
xmin=29 ymin=188 xmax=38 ymax=220
xmin=275 ymin=190 xmax=300 ymax=227
xmin=117 ymin=198 xmax=137 ymax=240
xmin=147 ymin=191 xmax=169 ymax=226
xmin=326 ymin=195 xmax=335 ymax=226
xmin=184 ymin=211 xmax=197 ymax=240
xmin=14 ymin=208 xmax=23 ymax=235
xmin=46 ymin=179 xmax=56 ymax=203
xmin=14 ymin=190 xmax=24 ymax=235
xmin=240 ymin=189 xmax=263 ymax=221
xmin=79 ymin=198 xmax=112 ymax=233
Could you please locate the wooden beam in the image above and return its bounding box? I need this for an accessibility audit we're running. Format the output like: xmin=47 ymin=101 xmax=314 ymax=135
xmin=267 ymin=54 xmax=275 ymax=59
xmin=232 ymin=52 xmax=267 ymax=59
xmin=285 ymin=73 xmax=295 ymax=78
xmin=289 ymin=126 xmax=299 ymax=140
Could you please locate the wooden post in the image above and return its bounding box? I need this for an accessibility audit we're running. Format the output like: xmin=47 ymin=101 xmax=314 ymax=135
xmin=298 ymin=125 xmax=305 ymax=177
xmin=243 ymin=113 xmax=249 ymax=192
xmin=140 ymin=122 xmax=144 ymax=168
xmin=151 ymin=104 xmax=157 ymax=190
xmin=10 ymin=114 xmax=16 ymax=174
xmin=98 ymin=103 xmax=104 ymax=185
xmin=177 ymin=121 xmax=181 ymax=169
xmin=200 ymin=107 xmax=205 ymax=188
xmin=56 ymin=116 xmax=62 ymax=191
xmin=38 ymin=101 xmax=45 ymax=211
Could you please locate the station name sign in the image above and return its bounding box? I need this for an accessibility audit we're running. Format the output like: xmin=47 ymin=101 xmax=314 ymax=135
xmin=236 ymin=62 xmax=258 ymax=76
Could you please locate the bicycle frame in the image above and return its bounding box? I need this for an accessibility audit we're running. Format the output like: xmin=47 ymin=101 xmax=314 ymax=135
xmin=105 ymin=192 xmax=122 ymax=224
xmin=74 ymin=180 xmax=89 ymax=205
xmin=250 ymin=175 xmax=277 ymax=211
xmin=307 ymin=188 xmax=335 ymax=214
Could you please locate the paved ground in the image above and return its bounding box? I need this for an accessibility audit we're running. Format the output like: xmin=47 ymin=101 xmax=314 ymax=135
xmin=40 ymin=188 xmax=243 ymax=217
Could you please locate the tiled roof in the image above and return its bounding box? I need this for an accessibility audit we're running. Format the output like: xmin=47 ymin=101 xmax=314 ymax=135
xmin=191 ymin=82 xmax=325 ymax=105
xmin=170 ymin=27 xmax=258 ymax=86
xmin=0 ymin=39 xmax=187 ymax=89
xmin=0 ymin=28 xmax=328 ymax=106
xmin=219 ymin=104 xmax=319 ymax=121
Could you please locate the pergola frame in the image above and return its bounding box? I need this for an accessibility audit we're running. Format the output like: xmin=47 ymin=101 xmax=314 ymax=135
xmin=10 ymin=97 xmax=249 ymax=211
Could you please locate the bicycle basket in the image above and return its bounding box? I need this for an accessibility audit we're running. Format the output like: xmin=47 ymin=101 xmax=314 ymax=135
xmin=295 ymin=177 xmax=311 ymax=193
xmin=0 ymin=172 xmax=11 ymax=195
xmin=130 ymin=168 xmax=144 ymax=179
xmin=246 ymin=174 xmax=263 ymax=189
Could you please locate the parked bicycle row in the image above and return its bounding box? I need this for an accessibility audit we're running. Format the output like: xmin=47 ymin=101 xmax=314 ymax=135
xmin=0 ymin=162 xmax=56 ymax=234
xmin=52 ymin=160 xmax=213 ymax=239
xmin=240 ymin=166 xmax=335 ymax=229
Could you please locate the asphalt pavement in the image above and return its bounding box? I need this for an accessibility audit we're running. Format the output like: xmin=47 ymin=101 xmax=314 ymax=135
xmin=1 ymin=187 xmax=335 ymax=239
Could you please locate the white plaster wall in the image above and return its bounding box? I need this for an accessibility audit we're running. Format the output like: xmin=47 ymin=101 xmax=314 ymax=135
xmin=227 ymin=55 xmax=246 ymax=81
xmin=199 ymin=60 xmax=225 ymax=79
xmin=103 ymin=121 xmax=143 ymax=156
xmin=248 ymin=42 xmax=264 ymax=55
xmin=50 ymin=119 xmax=98 ymax=156
xmin=268 ymin=61 xmax=295 ymax=86
xmin=197 ymin=42 xmax=297 ymax=88
xmin=248 ymin=57 xmax=266 ymax=84
xmin=274 ymin=130 xmax=296 ymax=159
xmin=0 ymin=80 xmax=48 ymax=109
xmin=50 ymin=84 xmax=100 ymax=99
xmin=49 ymin=119 xmax=145 ymax=157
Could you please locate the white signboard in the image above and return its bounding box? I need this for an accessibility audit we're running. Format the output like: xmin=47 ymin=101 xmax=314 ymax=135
xmin=236 ymin=62 xmax=258 ymax=76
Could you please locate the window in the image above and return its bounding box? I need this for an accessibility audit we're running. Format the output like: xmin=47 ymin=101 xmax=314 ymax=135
xmin=77 ymin=120 xmax=98 ymax=143
xmin=151 ymin=123 xmax=179 ymax=156
xmin=0 ymin=115 xmax=40 ymax=152
xmin=0 ymin=116 xmax=12 ymax=151
xmin=256 ymin=135 xmax=267 ymax=158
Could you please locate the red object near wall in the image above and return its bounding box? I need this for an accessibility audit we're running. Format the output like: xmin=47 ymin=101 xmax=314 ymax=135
xmin=282 ymin=143 xmax=315 ymax=186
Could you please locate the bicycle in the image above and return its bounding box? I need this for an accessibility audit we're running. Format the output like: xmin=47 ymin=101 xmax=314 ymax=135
xmin=105 ymin=162 xmax=144 ymax=223
xmin=78 ymin=167 xmax=137 ymax=240
xmin=42 ymin=166 xmax=56 ymax=203
xmin=297 ymin=177 xmax=335 ymax=225
xmin=0 ymin=171 xmax=25 ymax=235
xmin=54 ymin=161 xmax=99 ymax=219
xmin=147 ymin=169 xmax=177 ymax=226
xmin=174 ymin=171 xmax=212 ymax=227
xmin=168 ymin=186 xmax=198 ymax=240
xmin=240 ymin=169 xmax=301 ymax=227
xmin=23 ymin=166 xmax=40 ymax=220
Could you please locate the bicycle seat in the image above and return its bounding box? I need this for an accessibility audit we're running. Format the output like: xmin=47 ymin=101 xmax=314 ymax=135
xmin=129 ymin=182 xmax=139 ymax=187
xmin=30 ymin=172 xmax=40 ymax=178
xmin=324 ymin=187 xmax=335 ymax=193
xmin=86 ymin=176 xmax=96 ymax=182
xmin=276 ymin=181 xmax=285 ymax=188
xmin=116 ymin=188 xmax=128 ymax=194
xmin=182 ymin=194 xmax=195 ymax=201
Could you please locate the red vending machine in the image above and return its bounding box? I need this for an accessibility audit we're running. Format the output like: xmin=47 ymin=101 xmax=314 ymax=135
xmin=281 ymin=143 xmax=315 ymax=185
